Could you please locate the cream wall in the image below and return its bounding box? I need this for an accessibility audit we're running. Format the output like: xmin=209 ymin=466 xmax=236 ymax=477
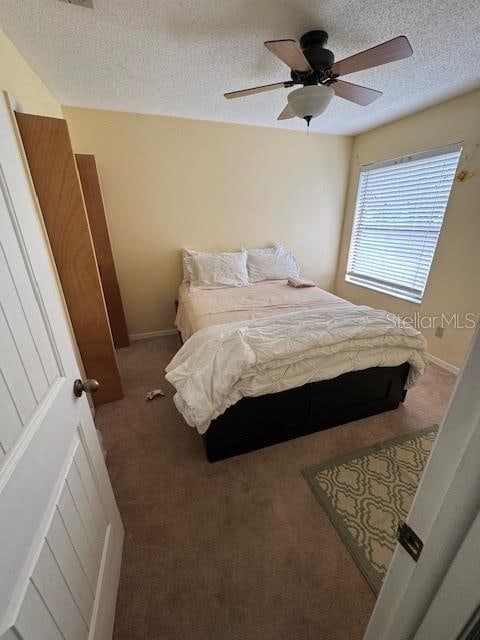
xmin=63 ymin=106 xmax=352 ymax=335
xmin=335 ymin=89 xmax=480 ymax=367
xmin=0 ymin=27 xmax=61 ymax=117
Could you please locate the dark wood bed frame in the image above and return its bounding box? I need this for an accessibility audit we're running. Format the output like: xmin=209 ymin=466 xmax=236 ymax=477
xmin=175 ymin=315 xmax=409 ymax=462
xmin=203 ymin=363 xmax=409 ymax=461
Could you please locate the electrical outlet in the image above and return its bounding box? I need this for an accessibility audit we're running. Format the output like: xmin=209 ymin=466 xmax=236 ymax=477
xmin=435 ymin=326 xmax=444 ymax=338
xmin=58 ymin=0 xmax=93 ymax=8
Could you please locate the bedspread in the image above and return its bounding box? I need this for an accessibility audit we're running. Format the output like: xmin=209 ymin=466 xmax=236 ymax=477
xmin=165 ymin=304 xmax=429 ymax=434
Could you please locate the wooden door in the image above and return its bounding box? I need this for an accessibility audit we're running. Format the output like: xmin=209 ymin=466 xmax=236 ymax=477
xmin=0 ymin=92 xmax=123 ymax=639
xmin=75 ymin=154 xmax=129 ymax=348
xmin=15 ymin=112 xmax=123 ymax=405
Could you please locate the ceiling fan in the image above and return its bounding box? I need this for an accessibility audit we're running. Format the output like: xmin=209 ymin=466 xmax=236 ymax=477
xmin=224 ymin=31 xmax=413 ymax=126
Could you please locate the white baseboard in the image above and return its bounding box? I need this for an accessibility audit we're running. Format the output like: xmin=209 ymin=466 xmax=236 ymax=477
xmin=428 ymin=353 xmax=459 ymax=375
xmin=129 ymin=329 xmax=178 ymax=341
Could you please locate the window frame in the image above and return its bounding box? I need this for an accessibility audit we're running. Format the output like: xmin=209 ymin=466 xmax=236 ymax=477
xmin=345 ymin=142 xmax=463 ymax=304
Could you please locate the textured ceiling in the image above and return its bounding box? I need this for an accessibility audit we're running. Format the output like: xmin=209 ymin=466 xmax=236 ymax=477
xmin=1 ymin=0 xmax=479 ymax=134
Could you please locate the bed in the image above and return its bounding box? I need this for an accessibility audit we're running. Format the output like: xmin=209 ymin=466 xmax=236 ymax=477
xmin=167 ymin=280 xmax=428 ymax=461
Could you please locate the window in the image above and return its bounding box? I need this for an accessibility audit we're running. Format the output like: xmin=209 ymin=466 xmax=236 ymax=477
xmin=346 ymin=143 xmax=462 ymax=303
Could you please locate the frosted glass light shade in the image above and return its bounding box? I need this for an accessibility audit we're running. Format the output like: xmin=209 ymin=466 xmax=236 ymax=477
xmin=287 ymin=85 xmax=334 ymax=119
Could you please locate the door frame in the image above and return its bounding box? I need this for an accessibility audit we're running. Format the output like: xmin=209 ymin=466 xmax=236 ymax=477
xmin=365 ymin=323 xmax=480 ymax=639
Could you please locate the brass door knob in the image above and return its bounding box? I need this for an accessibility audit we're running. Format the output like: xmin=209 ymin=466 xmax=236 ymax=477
xmin=73 ymin=378 xmax=100 ymax=398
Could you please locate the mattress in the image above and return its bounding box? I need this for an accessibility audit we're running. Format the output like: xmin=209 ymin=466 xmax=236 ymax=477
xmin=175 ymin=280 xmax=351 ymax=341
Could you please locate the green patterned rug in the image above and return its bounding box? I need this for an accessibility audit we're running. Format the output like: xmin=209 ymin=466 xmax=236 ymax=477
xmin=302 ymin=425 xmax=438 ymax=594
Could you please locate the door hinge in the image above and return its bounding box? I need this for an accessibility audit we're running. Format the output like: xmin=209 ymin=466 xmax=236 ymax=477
xmin=397 ymin=520 xmax=424 ymax=561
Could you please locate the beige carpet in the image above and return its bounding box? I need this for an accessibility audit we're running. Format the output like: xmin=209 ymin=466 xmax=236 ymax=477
xmin=95 ymin=335 xmax=455 ymax=640
xmin=302 ymin=425 xmax=438 ymax=593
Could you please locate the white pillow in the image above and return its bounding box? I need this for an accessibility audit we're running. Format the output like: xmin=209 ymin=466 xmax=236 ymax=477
xmin=245 ymin=244 xmax=300 ymax=282
xmin=187 ymin=250 xmax=250 ymax=290
xmin=182 ymin=248 xmax=199 ymax=282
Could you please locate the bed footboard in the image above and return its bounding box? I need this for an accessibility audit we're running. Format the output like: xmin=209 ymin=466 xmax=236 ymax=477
xmin=202 ymin=363 xmax=410 ymax=462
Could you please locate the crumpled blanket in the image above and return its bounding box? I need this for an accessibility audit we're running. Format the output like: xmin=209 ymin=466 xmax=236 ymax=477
xmin=165 ymin=305 xmax=429 ymax=434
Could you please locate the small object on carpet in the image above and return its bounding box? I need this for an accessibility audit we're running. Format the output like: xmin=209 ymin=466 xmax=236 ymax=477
xmin=301 ymin=425 xmax=438 ymax=594
xmin=145 ymin=388 xmax=165 ymax=401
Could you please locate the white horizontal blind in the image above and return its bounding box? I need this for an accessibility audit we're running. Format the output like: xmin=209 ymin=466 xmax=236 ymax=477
xmin=346 ymin=143 xmax=462 ymax=303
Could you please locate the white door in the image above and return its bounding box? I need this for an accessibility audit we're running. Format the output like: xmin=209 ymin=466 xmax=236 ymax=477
xmin=364 ymin=324 xmax=480 ymax=640
xmin=414 ymin=503 xmax=480 ymax=639
xmin=0 ymin=92 xmax=124 ymax=640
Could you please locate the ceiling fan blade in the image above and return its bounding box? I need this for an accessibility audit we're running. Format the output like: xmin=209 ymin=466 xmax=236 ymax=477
xmin=331 ymin=36 xmax=413 ymax=76
xmin=332 ymin=80 xmax=383 ymax=106
xmin=264 ymin=39 xmax=312 ymax=73
xmin=277 ymin=104 xmax=295 ymax=120
xmin=224 ymin=81 xmax=291 ymax=99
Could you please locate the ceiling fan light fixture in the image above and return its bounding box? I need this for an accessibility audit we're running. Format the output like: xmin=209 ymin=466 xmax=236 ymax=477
xmin=287 ymin=85 xmax=334 ymax=122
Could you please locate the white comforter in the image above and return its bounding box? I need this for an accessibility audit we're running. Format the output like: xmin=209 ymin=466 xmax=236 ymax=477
xmin=165 ymin=304 xmax=429 ymax=434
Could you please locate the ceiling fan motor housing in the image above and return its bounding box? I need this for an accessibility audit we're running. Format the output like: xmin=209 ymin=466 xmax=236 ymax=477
xmin=293 ymin=30 xmax=335 ymax=85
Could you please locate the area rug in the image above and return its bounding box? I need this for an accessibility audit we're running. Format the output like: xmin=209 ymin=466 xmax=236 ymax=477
xmin=301 ymin=425 xmax=438 ymax=594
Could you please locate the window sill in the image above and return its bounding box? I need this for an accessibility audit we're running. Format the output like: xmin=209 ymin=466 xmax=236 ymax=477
xmin=345 ymin=275 xmax=423 ymax=305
